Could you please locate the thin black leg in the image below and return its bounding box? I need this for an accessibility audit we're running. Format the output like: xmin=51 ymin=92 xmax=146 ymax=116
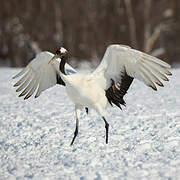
xmin=70 ymin=107 xmax=81 ymax=146
xmin=102 ymin=117 xmax=109 ymax=144
xmin=85 ymin=107 xmax=88 ymax=114
xmin=70 ymin=121 xmax=78 ymax=146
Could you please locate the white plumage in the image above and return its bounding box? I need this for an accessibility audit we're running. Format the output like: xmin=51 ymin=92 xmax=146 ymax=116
xmin=92 ymin=45 xmax=170 ymax=90
xmin=13 ymin=51 xmax=76 ymax=99
xmin=13 ymin=44 xmax=172 ymax=145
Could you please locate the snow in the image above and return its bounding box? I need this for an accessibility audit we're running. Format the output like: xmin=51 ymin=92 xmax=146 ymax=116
xmin=0 ymin=67 xmax=180 ymax=180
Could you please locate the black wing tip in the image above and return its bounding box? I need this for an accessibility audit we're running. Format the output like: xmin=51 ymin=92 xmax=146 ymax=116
xmin=18 ymin=94 xmax=24 ymax=98
xmin=155 ymin=82 xmax=164 ymax=87
xmin=13 ymin=83 xmax=18 ymax=87
xmin=24 ymin=96 xmax=29 ymax=100
xmin=24 ymin=94 xmax=33 ymax=100
xmin=35 ymin=94 xmax=39 ymax=98
xmin=12 ymin=74 xmax=19 ymax=79
xmin=167 ymin=72 xmax=172 ymax=76
xmin=17 ymin=91 xmax=29 ymax=100
xmin=118 ymin=105 xmax=122 ymax=110
xmin=151 ymin=86 xmax=157 ymax=91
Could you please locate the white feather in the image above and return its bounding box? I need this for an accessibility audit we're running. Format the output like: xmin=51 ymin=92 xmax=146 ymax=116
xmin=92 ymin=44 xmax=171 ymax=90
xmin=13 ymin=51 xmax=76 ymax=99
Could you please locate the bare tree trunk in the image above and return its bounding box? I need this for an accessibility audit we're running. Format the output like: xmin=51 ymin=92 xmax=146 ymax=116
xmin=143 ymin=0 xmax=163 ymax=55
xmin=124 ymin=0 xmax=138 ymax=49
xmin=143 ymin=0 xmax=152 ymax=52
xmin=146 ymin=25 xmax=162 ymax=54
xmin=0 ymin=0 xmax=178 ymax=66
xmin=53 ymin=1 xmax=63 ymax=46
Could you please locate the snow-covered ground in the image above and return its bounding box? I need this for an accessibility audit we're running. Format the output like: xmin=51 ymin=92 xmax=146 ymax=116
xmin=0 ymin=67 xmax=180 ymax=180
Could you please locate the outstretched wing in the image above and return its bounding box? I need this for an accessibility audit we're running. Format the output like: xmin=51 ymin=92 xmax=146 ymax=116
xmin=92 ymin=44 xmax=172 ymax=108
xmin=13 ymin=51 xmax=76 ymax=99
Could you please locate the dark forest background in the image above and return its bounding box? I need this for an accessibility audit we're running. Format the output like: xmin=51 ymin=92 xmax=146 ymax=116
xmin=0 ymin=0 xmax=180 ymax=67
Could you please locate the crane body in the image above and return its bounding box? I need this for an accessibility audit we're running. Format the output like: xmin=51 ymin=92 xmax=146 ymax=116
xmin=13 ymin=45 xmax=172 ymax=145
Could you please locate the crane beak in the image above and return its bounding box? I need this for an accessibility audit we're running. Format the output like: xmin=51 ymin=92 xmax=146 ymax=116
xmin=48 ymin=55 xmax=58 ymax=64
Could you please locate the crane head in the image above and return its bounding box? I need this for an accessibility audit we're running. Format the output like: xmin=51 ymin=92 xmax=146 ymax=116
xmin=48 ymin=47 xmax=68 ymax=64
xmin=55 ymin=47 xmax=67 ymax=55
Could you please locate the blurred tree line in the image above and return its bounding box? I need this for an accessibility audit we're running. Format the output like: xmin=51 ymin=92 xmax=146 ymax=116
xmin=0 ymin=0 xmax=179 ymax=67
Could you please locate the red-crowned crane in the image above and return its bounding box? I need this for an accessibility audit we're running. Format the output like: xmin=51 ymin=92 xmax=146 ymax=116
xmin=13 ymin=45 xmax=172 ymax=145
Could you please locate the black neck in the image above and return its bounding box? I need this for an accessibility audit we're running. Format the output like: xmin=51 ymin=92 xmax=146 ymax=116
xmin=59 ymin=55 xmax=67 ymax=75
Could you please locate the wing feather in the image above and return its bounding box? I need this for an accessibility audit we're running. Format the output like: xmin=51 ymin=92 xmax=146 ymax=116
xmin=138 ymin=67 xmax=157 ymax=90
xmin=19 ymin=75 xmax=36 ymax=97
xmin=13 ymin=69 xmax=31 ymax=87
xmin=141 ymin=52 xmax=171 ymax=68
xmin=16 ymin=71 xmax=33 ymax=92
xmin=24 ymin=74 xmax=40 ymax=100
xmin=140 ymin=62 xmax=163 ymax=87
xmin=92 ymin=44 xmax=171 ymax=108
xmin=93 ymin=44 xmax=171 ymax=90
xmin=12 ymin=67 xmax=29 ymax=79
xmin=143 ymin=60 xmax=169 ymax=81
xmin=13 ymin=51 xmax=76 ymax=99
xmin=35 ymin=72 xmax=44 ymax=98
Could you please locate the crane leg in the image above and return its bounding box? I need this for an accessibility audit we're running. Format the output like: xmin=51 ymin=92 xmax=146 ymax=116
xmin=102 ymin=117 xmax=109 ymax=144
xmin=70 ymin=121 xmax=78 ymax=146
xmin=85 ymin=107 xmax=88 ymax=114
xmin=70 ymin=106 xmax=81 ymax=145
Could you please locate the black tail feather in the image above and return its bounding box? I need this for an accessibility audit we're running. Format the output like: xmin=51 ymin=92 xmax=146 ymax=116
xmin=105 ymin=71 xmax=133 ymax=109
